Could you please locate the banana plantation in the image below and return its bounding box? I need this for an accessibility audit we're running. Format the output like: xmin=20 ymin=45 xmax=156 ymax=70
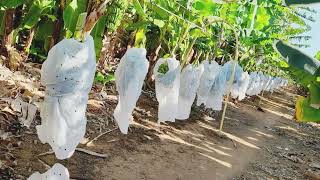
xmin=0 ymin=0 xmax=320 ymax=179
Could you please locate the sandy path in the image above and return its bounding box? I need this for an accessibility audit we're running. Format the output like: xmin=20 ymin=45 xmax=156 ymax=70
xmin=8 ymin=86 xmax=320 ymax=180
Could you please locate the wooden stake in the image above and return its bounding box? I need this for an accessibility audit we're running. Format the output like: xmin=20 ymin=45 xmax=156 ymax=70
xmin=218 ymin=20 xmax=239 ymax=132
xmin=219 ymin=60 xmax=237 ymax=131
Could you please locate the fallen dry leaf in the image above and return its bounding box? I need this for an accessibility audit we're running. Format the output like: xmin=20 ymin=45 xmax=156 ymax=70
xmin=10 ymin=97 xmax=37 ymax=128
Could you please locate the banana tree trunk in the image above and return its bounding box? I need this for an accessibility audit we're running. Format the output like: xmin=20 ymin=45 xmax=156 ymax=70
xmin=2 ymin=9 xmax=15 ymax=49
xmin=146 ymin=43 xmax=162 ymax=88
xmin=24 ymin=28 xmax=35 ymax=53
xmin=50 ymin=0 xmax=65 ymax=49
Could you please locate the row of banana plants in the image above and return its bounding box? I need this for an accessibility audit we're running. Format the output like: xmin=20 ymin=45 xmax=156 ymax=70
xmin=0 ymin=0 xmax=319 ymax=122
xmin=0 ymin=0 xmax=128 ymax=68
xmin=0 ymin=0 xmax=315 ymax=71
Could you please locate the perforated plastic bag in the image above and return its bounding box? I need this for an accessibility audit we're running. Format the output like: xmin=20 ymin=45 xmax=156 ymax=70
xmin=223 ymin=61 xmax=242 ymax=82
xmin=113 ymin=48 xmax=149 ymax=134
xmin=269 ymin=77 xmax=282 ymax=92
xmin=264 ymin=76 xmax=273 ymax=92
xmin=260 ymin=74 xmax=270 ymax=91
xmin=227 ymin=64 xmax=246 ymax=99
xmin=28 ymin=163 xmax=69 ymax=180
xmin=177 ymin=64 xmax=204 ymax=120
xmin=206 ymin=66 xmax=226 ymax=111
xmin=37 ymin=35 xmax=96 ymax=160
xmin=223 ymin=61 xmax=244 ymax=95
xmin=197 ymin=60 xmax=220 ymax=106
xmin=237 ymin=72 xmax=250 ymax=100
xmin=257 ymin=72 xmax=268 ymax=94
xmin=246 ymin=73 xmax=255 ymax=96
xmin=154 ymin=58 xmax=180 ymax=123
xmin=247 ymin=72 xmax=263 ymax=96
xmin=204 ymin=61 xmax=242 ymax=110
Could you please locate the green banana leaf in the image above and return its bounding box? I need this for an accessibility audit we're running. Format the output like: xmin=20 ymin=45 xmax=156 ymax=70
xmin=0 ymin=0 xmax=24 ymax=10
xmin=0 ymin=10 xmax=4 ymax=36
xmin=193 ymin=0 xmax=219 ymax=17
xmin=274 ymin=40 xmax=320 ymax=76
xmin=34 ymin=20 xmax=55 ymax=52
xmin=63 ymin=0 xmax=88 ymax=38
xmin=20 ymin=0 xmax=55 ymax=29
xmin=91 ymin=16 xmax=107 ymax=60
xmin=284 ymin=0 xmax=320 ymax=6
xmin=296 ymin=96 xmax=320 ymax=123
xmin=308 ymin=83 xmax=320 ymax=109
xmin=282 ymin=66 xmax=317 ymax=88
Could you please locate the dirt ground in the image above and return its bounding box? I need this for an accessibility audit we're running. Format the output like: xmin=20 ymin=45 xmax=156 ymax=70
xmin=1 ymin=72 xmax=320 ymax=180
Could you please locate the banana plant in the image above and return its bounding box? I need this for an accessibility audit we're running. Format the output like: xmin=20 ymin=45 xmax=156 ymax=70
xmin=0 ymin=0 xmax=56 ymax=58
xmin=275 ymin=40 xmax=320 ymax=122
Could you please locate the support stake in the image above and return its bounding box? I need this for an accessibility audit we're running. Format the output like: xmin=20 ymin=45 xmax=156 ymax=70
xmin=220 ymin=60 xmax=237 ymax=131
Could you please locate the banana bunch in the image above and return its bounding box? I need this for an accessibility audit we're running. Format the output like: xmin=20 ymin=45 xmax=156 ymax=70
xmin=105 ymin=0 xmax=128 ymax=33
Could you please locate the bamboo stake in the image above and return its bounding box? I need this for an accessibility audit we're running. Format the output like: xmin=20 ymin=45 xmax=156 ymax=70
xmin=219 ymin=61 xmax=237 ymax=131
xmin=219 ymin=21 xmax=239 ymax=132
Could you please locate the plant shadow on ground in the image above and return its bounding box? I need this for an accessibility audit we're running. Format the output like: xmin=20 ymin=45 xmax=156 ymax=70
xmin=2 ymin=84 xmax=320 ymax=180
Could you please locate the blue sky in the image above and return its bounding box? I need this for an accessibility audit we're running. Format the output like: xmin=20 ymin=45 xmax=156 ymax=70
xmin=300 ymin=4 xmax=320 ymax=56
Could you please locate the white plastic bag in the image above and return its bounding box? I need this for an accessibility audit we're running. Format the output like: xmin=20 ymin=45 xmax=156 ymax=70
xmin=247 ymin=72 xmax=263 ymax=96
xmin=28 ymin=163 xmax=69 ymax=180
xmin=154 ymin=58 xmax=180 ymax=123
xmin=206 ymin=67 xmax=226 ymax=111
xmin=37 ymin=35 xmax=96 ymax=160
xmin=113 ymin=48 xmax=149 ymax=134
xmin=236 ymin=72 xmax=250 ymax=100
xmin=246 ymin=72 xmax=286 ymax=96
xmin=197 ymin=60 xmax=220 ymax=106
xmin=246 ymin=72 xmax=257 ymax=96
xmin=177 ymin=64 xmax=204 ymax=120
xmin=223 ymin=61 xmax=244 ymax=95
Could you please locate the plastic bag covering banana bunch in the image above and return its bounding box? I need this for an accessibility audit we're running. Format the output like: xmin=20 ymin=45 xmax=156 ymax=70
xmin=231 ymin=72 xmax=250 ymax=101
xmin=28 ymin=163 xmax=69 ymax=180
xmin=177 ymin=64 xmax=204 ymax=120
xmin=252 ymin=72 xmax=265 ymax=95
xmin=265 ymin=76 xmax=274 ymax=92
xmin=154 ymin=58 xmax=180 ymax=123
xmin=269 ymin=77 xmax=282 ymax=92
xmin=223 ymin=61 xmax=244 ymax=96
xmin=282 ymin=79 xmax=288 ymax=87
xmin=278 ymin=79 xmax=286 ymax=87
xmin=206 ymin=61 xmax=243 ymax=111
xmin=261 ymin=74 xmax=271 ymax=91
xmin=246 ymin=73 xmax=287 ymax=96
xmin=246 ymin=72 xmax=260 ymax=96
xmin=205 ymin=66 xmax=226 ymax=110
xmin=114 ymin=48 xmax=149 ymax=134
xmin=252 ymin=73 xmax=264 ymax=95
xmin=38 ymin=35 xmax=96 ymax=160
xmin=265 ymin=77 xmax=281 ymax=92
xmin=197 ymin=60 xmax=220 ymax=106
xmin=278 ymin=78 xmax=286 ymax=89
